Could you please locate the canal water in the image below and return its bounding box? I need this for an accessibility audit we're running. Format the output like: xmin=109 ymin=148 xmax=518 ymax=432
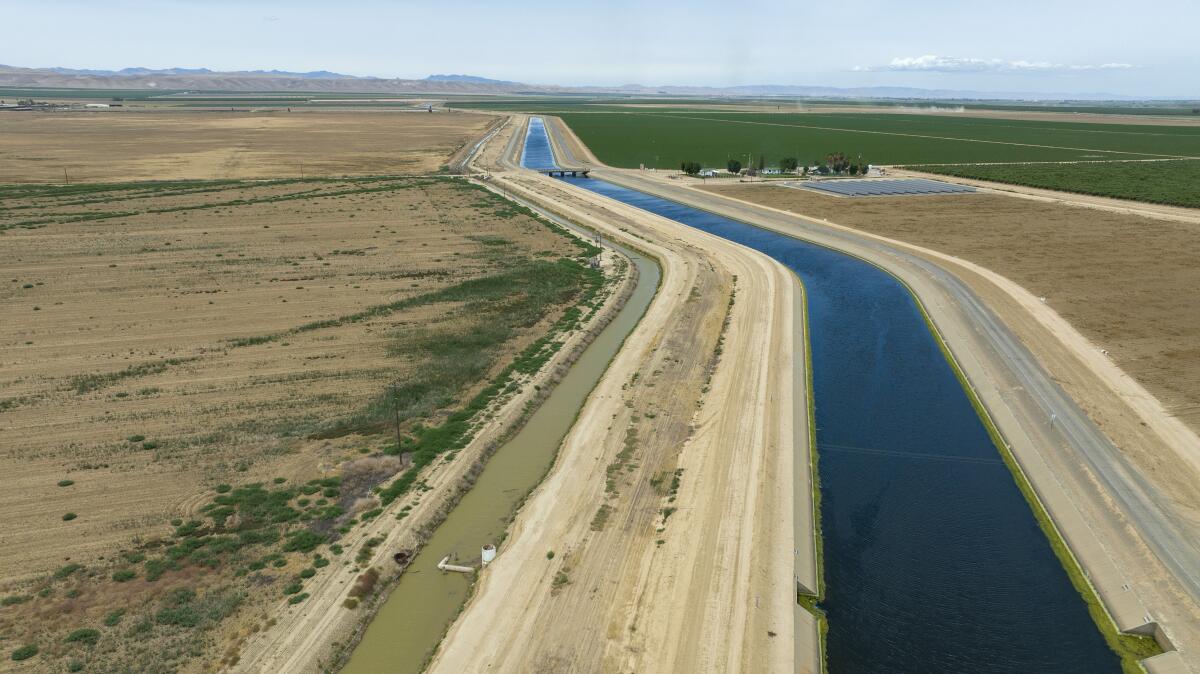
xmin=520 ymin=116 xmax=557 ymax=169
xmin=340 ymin=136 xmax=658 ymax=672
xmin=528 ymin=118 xmax=1118 ymax=670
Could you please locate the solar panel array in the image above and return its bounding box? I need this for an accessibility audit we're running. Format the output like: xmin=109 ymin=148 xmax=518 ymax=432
xmin=791 ymin=178 xmax=977 ymax=197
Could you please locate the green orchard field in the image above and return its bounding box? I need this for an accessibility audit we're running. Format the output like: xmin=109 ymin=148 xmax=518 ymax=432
xmin=554 ymin=111 xmax=1200 ymax=168
xmin=916 ymin=159 xmax=1200 ymax=208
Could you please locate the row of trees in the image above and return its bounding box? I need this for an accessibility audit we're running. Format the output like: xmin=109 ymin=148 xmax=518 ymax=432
xmin=813 ymin=153 xmax=870 ymax=175
xmin=680 ymin=153 xmax=869 ymax=176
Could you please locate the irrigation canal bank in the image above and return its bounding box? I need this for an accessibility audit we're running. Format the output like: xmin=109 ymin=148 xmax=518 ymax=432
xmin=339 ymin=180 xmax=659 ymax=671
xmin=522 ymin=119 xmax=1121 ymax=669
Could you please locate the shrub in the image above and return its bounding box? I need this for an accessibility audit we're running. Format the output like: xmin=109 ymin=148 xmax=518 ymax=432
xmin=154 ymin=587 xmax=240 ymax=628
xmin=299 ymin=568 xmax=316 ymax=579
xmin=282 ymin=530 xmax=325 ymax=553
xmin=348 ymin=568 xmax=379 ymax=599
xmin=142 ymin=441 xmax=158 ymax=450
xmin=64 ymin=628 xmax=100 ymax=646
xmin=1 ymin=595 xmax=29 ymax=606
xmin=546 ymin=551 xmax=555 ymax=560
xmin=343 ymin=598 xmax=359 ymax=609
xmin=283 ymin=583 xmax=303 ymax=596
xmin=53 ymin=561 xmax=82 ymax=578
xmin=287 ymin=593 xmax=309 ymax=605
xmin=57 ymin=479 xmax=75 ymax=487
xmin=312 ymin=556 xmax=329 ymax=569
xmin=62 ymin=512 xmax=77 ymax=521
xmin=144 ymin=557 xmax=178 ymax=582
xmin=112 ymin=569 xmax=136 ymax=583
xmin=104 ymin=609 xmax=125 ymax=626
xmin=215 ymin=484 xmax=232 ymax=494
xmin=10 ymin=645 xmax=37 ymax=661
xmin=68 ymin=660 xmax=84 ymax=672
xmin=127 ymin=435 xmax=145 ymax=443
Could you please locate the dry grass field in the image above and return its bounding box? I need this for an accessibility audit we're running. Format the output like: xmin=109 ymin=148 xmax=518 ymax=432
xmin=0 ymin=173 xmax=600 ymax=671
xmin=702 ymin=184 xmax=1200 ymax=432
xmin=0 ymin=110 xmax=494 ymax=183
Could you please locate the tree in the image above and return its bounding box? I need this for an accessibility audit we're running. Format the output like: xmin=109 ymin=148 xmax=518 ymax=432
xmin=780 ymin=157 xmax=798 ymax=173
xmin=801 ymin=166 xmax=809 ymax=177
xmin=757 ymin=155 xmax=765 ymax=172
xmin=681 ymin=161 xmax=701 ymax=176
xmin=727 ymin=159 xmax=742 ymax=174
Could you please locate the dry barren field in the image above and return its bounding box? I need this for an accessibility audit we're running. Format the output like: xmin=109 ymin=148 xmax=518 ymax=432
xmin=0 ymin=110 xmax=494 ymax=183
xmin=704 ymin=183 xmax=1200 ymax=433
xmin=0 ymin=173 xmax=602 ymax=671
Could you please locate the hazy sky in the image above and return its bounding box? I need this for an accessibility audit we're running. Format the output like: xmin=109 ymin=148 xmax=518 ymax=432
xmin=6 ymin=0 xmax=1197 ymax=97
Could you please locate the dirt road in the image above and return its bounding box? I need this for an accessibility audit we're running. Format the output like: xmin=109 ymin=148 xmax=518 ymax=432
xmin=425 ymin=118 xmax=812 ymax=672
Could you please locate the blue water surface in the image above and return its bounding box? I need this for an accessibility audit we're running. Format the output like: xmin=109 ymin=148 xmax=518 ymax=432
xmin=523 ymin=118 xmax=1119 ymax=673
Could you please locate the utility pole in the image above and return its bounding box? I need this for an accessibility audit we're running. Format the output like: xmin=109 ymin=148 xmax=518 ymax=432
xmin=63 ymin=168 xmax=69 ymax=185
xmin=389 ymin=383 xmax=403 ymax=452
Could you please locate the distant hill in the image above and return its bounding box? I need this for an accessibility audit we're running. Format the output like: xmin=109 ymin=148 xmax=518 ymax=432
xmin=0 ymin=63 xmax=1180 ymax=102
xmin=34 ymin=66 xmax=362 ymax=80
xmin=0 ymin=64 xmax=538 ymax=94
xmin=425 ymin=74 xmax=520 ymax=86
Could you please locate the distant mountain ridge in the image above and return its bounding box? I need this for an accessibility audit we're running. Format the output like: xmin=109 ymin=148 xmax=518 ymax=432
xmin=425 ymin=74 xmax=520 ymax=85
xmin=0 ymin=63 xmax=1181 ymax=102
xmin=41 ymin=66 xmax=361 ymax=79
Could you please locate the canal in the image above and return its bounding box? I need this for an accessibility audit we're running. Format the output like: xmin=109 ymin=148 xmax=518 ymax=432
xmin=527 ymin=117 xmax=1119 ymax=670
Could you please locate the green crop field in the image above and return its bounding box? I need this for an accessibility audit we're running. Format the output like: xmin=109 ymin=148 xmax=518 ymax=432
xmin=553 ymin=111 xmax=1200 ymax=168
xmin=916 ymin=160 xmax=1200 ymax=208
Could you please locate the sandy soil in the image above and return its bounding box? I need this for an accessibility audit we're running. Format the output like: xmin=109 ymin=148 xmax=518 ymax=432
xmin=0 ymin=110 xmax=493 ymax=182
xmin=415 ymin=118 xmax=809 ymax=673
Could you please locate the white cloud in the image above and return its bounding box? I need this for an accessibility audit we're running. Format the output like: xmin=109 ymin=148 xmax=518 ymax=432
xmin=854 ymin=55 xmax=1135 ymax=73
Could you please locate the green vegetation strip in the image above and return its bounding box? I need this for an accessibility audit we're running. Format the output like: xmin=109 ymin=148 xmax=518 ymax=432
xmin=374 ymin=257 xmax=603 ymax=506
xmin=914 ymin=159 xmax=1200 ymax=208
xmin=791 ymin=271 xmax=829 ymax=672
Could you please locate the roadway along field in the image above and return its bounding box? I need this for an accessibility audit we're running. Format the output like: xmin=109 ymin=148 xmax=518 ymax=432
xmin=0 ymin=173 xmax=608 ymax=671
xmin=0 ymin=110 xmax=495 ymax=182
xmin=700 ymin=183 xmax=1200 ymax=443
